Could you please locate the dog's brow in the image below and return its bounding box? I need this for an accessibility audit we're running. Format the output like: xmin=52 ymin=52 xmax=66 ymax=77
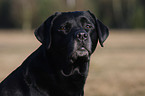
xmin=79 ymin=16 xmax=92 ymax=24
xmin=60 ymin=20 xmax=73 ymax=26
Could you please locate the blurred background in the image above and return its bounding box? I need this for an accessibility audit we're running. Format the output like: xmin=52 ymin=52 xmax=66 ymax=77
xmin=0 ymin=0 xmax=145 ymax=96
xmin=0 ymin=0 xmax=145 ymax=29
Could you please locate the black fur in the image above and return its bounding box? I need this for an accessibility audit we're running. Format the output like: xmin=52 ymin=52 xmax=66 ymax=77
xmin=0 ymin=11 xmax=109 ymax=96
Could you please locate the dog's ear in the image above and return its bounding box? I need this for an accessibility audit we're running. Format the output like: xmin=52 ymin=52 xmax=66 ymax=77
xmin=87 ymin=11 xmax=109 ymax=47
xmin=35 ymin=12 xmax=61 ymax=49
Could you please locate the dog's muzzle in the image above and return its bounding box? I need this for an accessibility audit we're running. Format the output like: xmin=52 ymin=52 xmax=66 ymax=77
xmin=75 ymin=31 xmax=90 ymax=56
xmin=60 ymin=31 xmax=91 ymax=77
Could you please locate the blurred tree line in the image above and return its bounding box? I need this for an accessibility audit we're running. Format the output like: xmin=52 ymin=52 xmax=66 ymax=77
xmin=0 ymin=0 xmax=145 ymax=30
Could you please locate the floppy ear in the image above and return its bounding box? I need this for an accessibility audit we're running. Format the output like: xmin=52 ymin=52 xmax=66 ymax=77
xmin=87 ymin=11 xmax=109 ymax=47
xmin=34 ymin=12 xmax=61 ymax=49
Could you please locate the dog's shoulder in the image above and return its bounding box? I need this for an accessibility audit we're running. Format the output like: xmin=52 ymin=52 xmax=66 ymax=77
xmin=0 ymin=46 xmax=44 ymax=96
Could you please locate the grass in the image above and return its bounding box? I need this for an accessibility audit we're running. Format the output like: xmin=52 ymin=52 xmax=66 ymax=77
xmin=0 ymin=30 xmax=145 ymax=96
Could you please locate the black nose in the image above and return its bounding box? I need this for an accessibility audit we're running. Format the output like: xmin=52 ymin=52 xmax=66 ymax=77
xmin=76 ymin=32 xmax=88 ymax=41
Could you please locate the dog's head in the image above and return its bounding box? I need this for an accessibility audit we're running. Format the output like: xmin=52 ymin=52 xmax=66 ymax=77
xmin=35 ymin=11 xmax=109 ymax=77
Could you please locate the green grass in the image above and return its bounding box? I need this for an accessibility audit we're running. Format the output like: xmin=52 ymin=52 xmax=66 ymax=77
xmin=0 ymin=30 xmax=145 ymax=96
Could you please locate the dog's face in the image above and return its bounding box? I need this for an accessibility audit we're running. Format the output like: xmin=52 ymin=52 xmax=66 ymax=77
xmin=35 ymin=11 xmax=109 ymax=76
xmin=51 ymin=12 xmax=97 ymax=62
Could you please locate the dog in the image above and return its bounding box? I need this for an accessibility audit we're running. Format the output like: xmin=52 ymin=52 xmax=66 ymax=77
xmin=0 ymin=11 xmax=109 ymax=96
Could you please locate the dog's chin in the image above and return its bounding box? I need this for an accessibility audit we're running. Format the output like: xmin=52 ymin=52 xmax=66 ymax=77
xmin=70 ymin=50 xmax=90 ymax=63
xmin=76 ymin=50 xmax=89 ymax=57
xmin=60 ymin=50 xmax=90 ymax=77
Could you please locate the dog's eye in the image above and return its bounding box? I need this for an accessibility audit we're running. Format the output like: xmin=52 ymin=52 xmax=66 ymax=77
xmin=58 ymin=23 xmax=71 ymax=34
xmin=85 ymin=24 xmax=92 ymax=29
xmin=59 ymin=26 xmax=66 ymax=31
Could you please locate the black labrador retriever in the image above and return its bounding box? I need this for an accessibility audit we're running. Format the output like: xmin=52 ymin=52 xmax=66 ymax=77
xmin=0 ymin=11 xmax=109 ymax=96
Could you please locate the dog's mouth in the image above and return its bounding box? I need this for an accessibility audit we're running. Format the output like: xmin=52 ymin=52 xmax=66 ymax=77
xmin=77 ymin=47 xmax=89 ymax=56
xmin=60 ymin=46 xmax=90 ymax=77
xmin=70 ymin=45 xmax=91 ymax=62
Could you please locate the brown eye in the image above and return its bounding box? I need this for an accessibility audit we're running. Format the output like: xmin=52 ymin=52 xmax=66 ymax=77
xmin=58 ymin=23 xmax=71 ymax=34
xmin=59 ymin=26 xmax=66 ymax=31
xmin=85 ymin=24 xmax=92 ymax=29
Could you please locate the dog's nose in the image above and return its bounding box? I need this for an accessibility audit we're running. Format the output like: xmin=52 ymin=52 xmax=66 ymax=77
xmin=76 ymin=32 xmax=88 ymax=41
